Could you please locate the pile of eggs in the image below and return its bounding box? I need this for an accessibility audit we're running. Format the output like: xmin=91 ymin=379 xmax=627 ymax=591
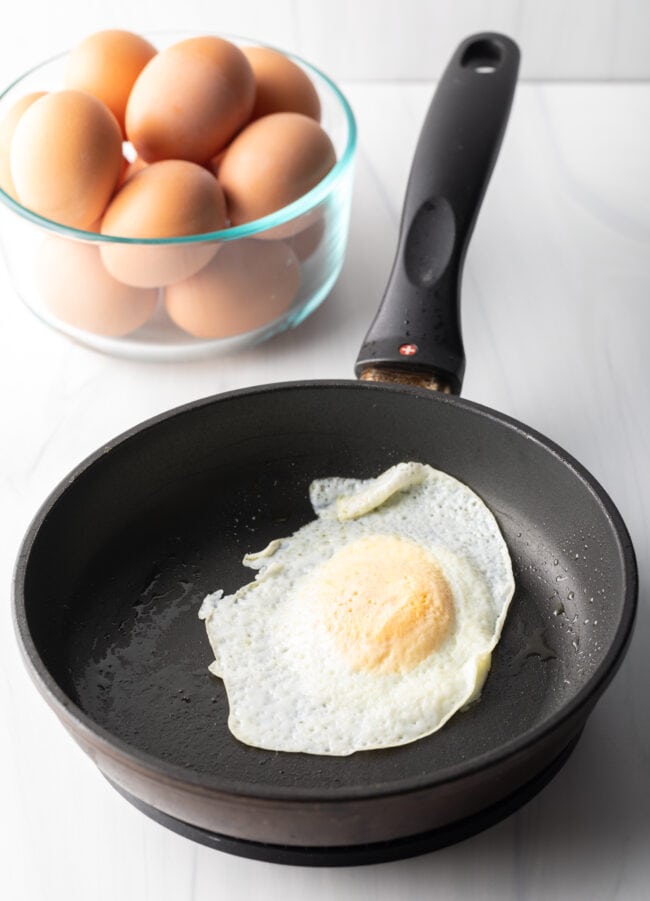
xmin=0 ymin=29 xmax=338 ymax=339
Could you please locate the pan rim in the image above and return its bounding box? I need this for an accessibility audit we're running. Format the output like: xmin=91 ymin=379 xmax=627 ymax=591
xmin=12 ymin=379 xmax=638 ymax=804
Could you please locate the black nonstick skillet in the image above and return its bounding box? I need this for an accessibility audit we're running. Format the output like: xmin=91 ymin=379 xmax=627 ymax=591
xmin=13 ymin=33 xmax=637 ymax=867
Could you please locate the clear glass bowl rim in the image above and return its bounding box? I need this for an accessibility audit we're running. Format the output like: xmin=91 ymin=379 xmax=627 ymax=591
xmin=0 ymin=31 xmax=358 ymax=245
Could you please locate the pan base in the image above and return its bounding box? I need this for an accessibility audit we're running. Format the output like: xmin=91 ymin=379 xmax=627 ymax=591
xmin=107 ymin=729 xmax=582 ymax=867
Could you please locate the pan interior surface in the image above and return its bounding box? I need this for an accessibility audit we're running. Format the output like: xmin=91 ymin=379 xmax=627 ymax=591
xmin=18 ymin=382 xmax=634 ymax=798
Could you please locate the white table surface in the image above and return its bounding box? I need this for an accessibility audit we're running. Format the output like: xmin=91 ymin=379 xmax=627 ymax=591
xmin=1 ymin=79 xmax=649 ymax=899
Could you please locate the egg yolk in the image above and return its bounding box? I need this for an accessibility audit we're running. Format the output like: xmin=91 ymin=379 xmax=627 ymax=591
xmin=309 ymin=534 xmax=454 ymax=674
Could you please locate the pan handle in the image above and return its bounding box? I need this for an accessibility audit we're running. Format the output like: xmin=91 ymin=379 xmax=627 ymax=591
xmin=354 ymin=33 xmax=520 ymax=395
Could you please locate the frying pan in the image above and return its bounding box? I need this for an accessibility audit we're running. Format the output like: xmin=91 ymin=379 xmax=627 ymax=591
xmin=13 ymin=33 xmax=637 ymax=867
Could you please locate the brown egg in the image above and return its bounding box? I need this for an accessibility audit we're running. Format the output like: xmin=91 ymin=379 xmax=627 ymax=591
xmin=165 ymin=239 xmax=300 ymax=338
xmin=36 ymin=235 xmax=158 ymax=336
xmin=100 ymin=159 xmax=227 ymax=287
xmin=64 ymin=30 xmax=157 ymax=136
xmin=126 ymin=36 xmax=255 ymax=164
xmin=287 ymin=215 xmax=326 ymax=260
xmin=218 ymin=112 xmax=336 ymax=226
xmin=10 ymin=90 xmax=123 ymax=229
xmin=205 ymin=149 xmax=225 ymax=179
xmin=0 ymin=92 xmax=46 ymax=199
xmin=243 ymin=46 xmax=321 ymax=121
xmin=116 ymin=153 xmax=147 ymax=189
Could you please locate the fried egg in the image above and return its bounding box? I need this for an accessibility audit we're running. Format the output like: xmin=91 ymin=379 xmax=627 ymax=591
xmin=199 ymin=462 xmax=515 ymax=755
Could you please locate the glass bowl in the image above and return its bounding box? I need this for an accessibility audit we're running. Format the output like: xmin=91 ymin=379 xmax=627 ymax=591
xmin=0 ymin=32 xmax=357 ymax=361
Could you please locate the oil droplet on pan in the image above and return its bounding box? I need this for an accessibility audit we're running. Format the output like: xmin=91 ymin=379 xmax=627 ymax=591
xmin=510 ymin=627 xmax=557 ymax=672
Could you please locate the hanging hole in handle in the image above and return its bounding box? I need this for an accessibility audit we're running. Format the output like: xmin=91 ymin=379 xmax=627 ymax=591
xmin=461 ymin=38 xmax=503 ymax=74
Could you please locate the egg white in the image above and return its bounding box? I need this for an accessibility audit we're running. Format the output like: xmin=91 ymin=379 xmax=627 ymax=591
xmin=199 ymin=462 xmax=515 ymax=755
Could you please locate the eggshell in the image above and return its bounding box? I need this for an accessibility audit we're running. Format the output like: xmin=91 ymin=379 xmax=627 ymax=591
xmin=287 ymin=215 xmax=326 ymax=260
xmin=0 ymin=92 xmax=46 ymax=199
xmin=10 ymin=90 xmax=123 ymax=229
xmin=100 ymin=159 xmax=227 ymax=287
xmin=126 ymin=36 xmax=255 ymax=164
xmin=36 ymin=235 xmax=158 ymax=336
xmin=64 ymin=29 xmax=157 ymax=136
xmin=218 ymin=112 xmax=336 ymax=225
xmin=165 ymin=239 xmax=300 ymax=338
xmin=205 ymin=149 xmax=225 ymax=179
xmin=243 ymin=46 xmax=321 ymax=121
xmin=116 ymin=153 xmax=147 ymax=189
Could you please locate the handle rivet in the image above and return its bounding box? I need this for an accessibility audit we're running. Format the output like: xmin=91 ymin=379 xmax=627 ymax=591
xmin=399 ymin=343 xmax=418 ymax=356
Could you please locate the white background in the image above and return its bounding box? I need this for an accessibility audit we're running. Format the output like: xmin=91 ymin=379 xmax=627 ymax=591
xmin=1 ymin=2 xmax=649 ymax=898
xmin=2 ymin=0 xmax=650 ymax=85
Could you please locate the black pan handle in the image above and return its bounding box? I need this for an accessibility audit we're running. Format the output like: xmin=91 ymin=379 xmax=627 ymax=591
xmin=354 ymin=33 xmax=520 ymax=394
